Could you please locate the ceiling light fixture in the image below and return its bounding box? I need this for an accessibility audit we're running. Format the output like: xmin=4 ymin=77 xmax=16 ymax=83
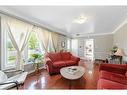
xmin=76 ymin=34 xmax=80 ymax=36
xmin=73 ymin=14 xmax=87 ymax=24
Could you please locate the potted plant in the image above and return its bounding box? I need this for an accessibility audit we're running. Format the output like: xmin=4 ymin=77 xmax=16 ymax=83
xmin=31 ymin=53 xmax=43 ymax=73
xmin=109 ymin=46 xmax=118 ymax=60
xmin=111 ymin=46 xmax=118 ymax=54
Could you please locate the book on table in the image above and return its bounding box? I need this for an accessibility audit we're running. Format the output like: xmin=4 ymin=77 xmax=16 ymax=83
xmin=66 ymin=67 xmax=79 ymax=75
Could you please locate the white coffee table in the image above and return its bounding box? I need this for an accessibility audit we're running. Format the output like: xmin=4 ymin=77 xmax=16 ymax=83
xmin=60 ymin=66 xmax=85 ymax=89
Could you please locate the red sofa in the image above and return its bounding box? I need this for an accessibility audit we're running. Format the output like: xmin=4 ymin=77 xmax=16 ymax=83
xmin=45 ymin=52 xmax=80 ymax=75
xmin=97 ymin=63 xmax=127 ymax=89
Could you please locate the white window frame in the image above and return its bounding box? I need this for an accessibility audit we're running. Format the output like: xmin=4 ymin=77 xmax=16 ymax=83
xmin=0 ymin=15 xmax=46 ymax=70
xmin=1 ymin=26 xmax=16 ymax=70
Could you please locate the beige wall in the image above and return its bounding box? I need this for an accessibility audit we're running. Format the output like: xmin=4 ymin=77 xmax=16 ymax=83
xmin=77 ymin=34 xmax=113 ymax=60
xmin=58 ymin=34 xmax=67 ymax=51
xmin=114 ymin=23 xmax=127 ymax=61
xmin=93 ymin=35 xmax=113 ymax=60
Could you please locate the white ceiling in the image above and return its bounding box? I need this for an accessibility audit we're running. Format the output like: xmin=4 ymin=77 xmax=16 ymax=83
xmin=0 ymin=6 xmax=127 ymax=37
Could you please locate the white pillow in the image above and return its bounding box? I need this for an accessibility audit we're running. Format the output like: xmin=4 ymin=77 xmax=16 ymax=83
xmin=0 ymin=71 xmax=8 ymax=83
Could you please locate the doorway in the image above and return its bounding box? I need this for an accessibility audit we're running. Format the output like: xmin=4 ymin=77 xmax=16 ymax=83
xmin=71 ymin=39 xmax=78 ymax=56
xmin=84 ymin=39 xmax=94 ymax=61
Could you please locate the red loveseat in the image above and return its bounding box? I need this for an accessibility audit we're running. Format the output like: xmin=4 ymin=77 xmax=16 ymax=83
xmin=97 ymin=63 xmax=127 ymax=89
xmin=45 ymin=52 xmax=80 ymax=75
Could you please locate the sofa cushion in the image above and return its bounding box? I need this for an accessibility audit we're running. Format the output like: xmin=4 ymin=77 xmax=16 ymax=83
xmin=64 ymin=60 xmax=76 ymax=66
xmin=126 ymin=71 xmax=127 ymax=77
xmin=97 ymin=79 xmax=127 ymax=89
xmin=61 ymin=52 xmax=71 ymax=61
xmin=53 ymin=61 xmax=66 ymax=68
xmin=100 ymin=70 xmax=127 ymax=85
xmin=100 ymin=70 xmax=124 ymax=78
xmin=48 ymin=52 xmax=62 ymax=62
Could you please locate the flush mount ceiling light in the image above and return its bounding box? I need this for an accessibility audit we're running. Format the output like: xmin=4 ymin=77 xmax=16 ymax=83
xmin=76 ymin=34 xmax=80 ymax=36
xmin=73 ymin=14 xmax=87 ymax=24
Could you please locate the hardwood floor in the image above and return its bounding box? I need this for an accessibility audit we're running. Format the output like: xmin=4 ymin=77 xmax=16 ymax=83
xmin=20 ymin=60 xmax=100 ymax=89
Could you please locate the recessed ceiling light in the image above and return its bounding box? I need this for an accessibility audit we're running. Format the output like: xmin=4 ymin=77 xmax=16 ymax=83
xmin=73 ymin=14 xmax=87 ymax=24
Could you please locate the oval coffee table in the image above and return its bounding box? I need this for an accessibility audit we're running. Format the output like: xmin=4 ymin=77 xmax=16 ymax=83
xmin=60 ymin=66 xmax=85 ymax=89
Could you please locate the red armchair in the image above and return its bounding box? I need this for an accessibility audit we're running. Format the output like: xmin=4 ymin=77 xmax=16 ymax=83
xmin=97 ymin=63 xmax=127 ymax=89
xmin=45 ymin=52 xmax=80 ymax=75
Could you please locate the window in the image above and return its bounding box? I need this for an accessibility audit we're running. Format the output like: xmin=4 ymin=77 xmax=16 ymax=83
xmin=7 ymin=33 xmax=16 ymax=66
xmin=28 ymin=32 xmax=44 ymax=62
xmin=1 ymin=30 xmax=16 ymax=70
xmin=0 ymin=14 xmax=47 ymax=69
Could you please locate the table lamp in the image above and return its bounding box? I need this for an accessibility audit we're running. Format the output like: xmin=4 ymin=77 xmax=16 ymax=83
xmin=114 ymin=48 xmax=125 ymax=64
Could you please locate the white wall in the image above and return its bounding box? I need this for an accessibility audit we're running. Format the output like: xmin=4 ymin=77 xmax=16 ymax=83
xmin=114 ymin=23 xmax=127 ymax=61
xmin=77 ymin=34 xmax=113 ymax=60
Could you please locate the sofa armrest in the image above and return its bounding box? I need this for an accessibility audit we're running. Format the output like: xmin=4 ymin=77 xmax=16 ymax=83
xmin=45 ymin=57 xmax=53 ymax=66
xmin=71 ymin=55 xmax=80 ymax=62
xmin=99 ymin=63 xmax=127 ymax=74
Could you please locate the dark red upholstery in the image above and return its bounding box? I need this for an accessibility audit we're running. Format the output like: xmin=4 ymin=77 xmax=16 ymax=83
xmin=97 ymin=63 xmax=127 ymax=89
xmin=97 ymin=79 xmax=127 ymax=89
xmin=126 ymin=71 xmax=127 ymax=77
xmin=53 ymin=61 xmax=66 ymax=68
xmin=45 ymin=52 xmax=80 ymax=75
xmin=100 ymin=71 xmax=127 ymax=85
xmin=47 ymin=52 xmax=62 ymax=62
xmin=99 ymin=63 xmax=127 ymax=75
xmin=64 ymin=60 xmax=76 ymax=66
xmin=61 ymin=52 xmax=71 ymax=61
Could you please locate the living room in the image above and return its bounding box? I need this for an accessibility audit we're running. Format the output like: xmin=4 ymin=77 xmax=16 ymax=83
xmin=0 ymin=2 xmax=127 ymax=94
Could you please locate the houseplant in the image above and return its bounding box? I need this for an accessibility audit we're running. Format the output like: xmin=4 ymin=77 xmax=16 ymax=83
xmin=31 ymin=53 xmax=43 ymax=73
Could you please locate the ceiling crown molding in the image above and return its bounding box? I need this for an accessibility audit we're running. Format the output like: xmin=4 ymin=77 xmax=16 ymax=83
xmin=72 ymin=32 xmax=113 ymax=38
xmin=0 ymin=7 xmax=70 ymax=37
xmin=112 ymin=18 xmax=127 ymax=34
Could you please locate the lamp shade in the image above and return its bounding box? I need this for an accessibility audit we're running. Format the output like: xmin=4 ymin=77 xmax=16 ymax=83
xmin=114 ymin=48 xmax=125 ymax=56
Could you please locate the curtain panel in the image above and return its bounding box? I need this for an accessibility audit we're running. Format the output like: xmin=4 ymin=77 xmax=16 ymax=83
xmin=48 ymin=33 xmax=55 ymax=52
xmin=1 ymin=14 xmax=68 ymax=70
xmin=51 ymin=32 xmax=59 ymax=52
xmin=36 ymin=27 xmax=51 ymax=68
xmin=3 ymin=16 xmax=33 ymax=70
xmin=36 ymin=27 xmax=51 ymax=53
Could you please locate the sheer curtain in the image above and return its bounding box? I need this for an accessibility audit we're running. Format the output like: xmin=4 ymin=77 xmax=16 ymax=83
xmin=36 ymin=27 xmax=51 ymax=68
xmin=36 ymin=27 xmax=50 ymax=53
xmin=51 ymin=32 xmax=59 ymax=52
xmin=48 ymin=33 xmax=55 ymax=52
xmin=4 ymin=17 xmax=33 ymax=70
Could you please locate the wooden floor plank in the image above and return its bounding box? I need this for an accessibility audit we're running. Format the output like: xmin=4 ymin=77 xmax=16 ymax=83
xmin=20 ymin=60 xmax=100 ymax=89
